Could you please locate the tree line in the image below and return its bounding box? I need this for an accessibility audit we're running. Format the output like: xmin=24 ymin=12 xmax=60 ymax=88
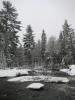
xmin=0 ymin=1 xmax=75 ymax=69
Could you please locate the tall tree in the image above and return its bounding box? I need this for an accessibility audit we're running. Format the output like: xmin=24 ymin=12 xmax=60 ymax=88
xmin=58 ymin=20 xmax=75 ymax=65
xmin=62 ymin=20 xmax=75 ymax=55
xmin=58 ymin=32 xmax=66 ymax=62
xmin=47 ymin=36 xmax=58 ymax=69
xmin=41 ymin=30 xmax=47 ymax=63
xmin=47 ymin=36 xmax=56 ymax=55
xmin=31 ymin=40 xmax=41 ymax=66
xmin=0 ymin=1 xmax=21 ymax=67
xmin=23 ymin=25 xmax=35 ymax=65
xmin=16 ymin=44 xmax=25 ymax=66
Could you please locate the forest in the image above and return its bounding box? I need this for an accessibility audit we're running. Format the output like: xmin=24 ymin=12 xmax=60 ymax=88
xmin=0 ymin=1 xmax=75 ymax=69
xmin=1 ymin=1 xmax=75 ymax=100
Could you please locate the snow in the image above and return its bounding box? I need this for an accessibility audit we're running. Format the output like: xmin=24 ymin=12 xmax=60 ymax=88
xmin=44 ymin=76 xmax=69 ymax=83
xmin=70 ymin=65 xmax=75 ymax=69
xmin=26 ymin=83 xmax=44 ymax=89
xmin=8 ymin=76 xmax=45 ymax=82
xmin=60 ymin=69 xmax=70 ymax=74
xmin=8 ymin=75 xmax=69 ymax=83
xmin=60 ymin=65 xmax=75 ymax=76
xmin=0 ymin=67 xmax=69 ymax=83
xmin=0 ymin=68 xmax=30 ymax=77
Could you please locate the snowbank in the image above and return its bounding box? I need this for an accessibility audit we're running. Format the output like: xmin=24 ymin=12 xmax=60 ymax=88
xmin=0 ymin=68 xmax=30 ymax=77
xmin=26 ymin=83 xmax=44 ymax=89
xmin=70 ymin=65 xmax=75 ymax=69
xmin=60 ymin=69 xmax=70 ymax=74
xmin=69 ymin=65 xmax=75 ymax=75
xmin=60 ymin=65 xmax=75 ymax=76
xmin=8 ymin=75 xmax=69 ymax=83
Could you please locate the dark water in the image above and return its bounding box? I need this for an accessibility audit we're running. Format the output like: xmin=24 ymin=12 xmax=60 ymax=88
xmin=0 ymin=78 xmax=75 ymax=100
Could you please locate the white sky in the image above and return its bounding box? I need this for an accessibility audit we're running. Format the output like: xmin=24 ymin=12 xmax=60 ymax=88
xmin=0 ymin=0 xmax=75 ymax=43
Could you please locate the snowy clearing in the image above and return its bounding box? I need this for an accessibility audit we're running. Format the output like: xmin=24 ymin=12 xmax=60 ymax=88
xmin=8 ymin=75 xmax=69 ymax=83
xmin=60 ymin=65 xmax=75 ymax=76
xmin=26 ymin=83 xmax=44 ymax=89
xmin=0 ymin=68 xmax=30 ymax=77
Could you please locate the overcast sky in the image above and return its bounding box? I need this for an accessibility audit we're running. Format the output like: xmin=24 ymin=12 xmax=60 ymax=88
xmin=0 ymin=0 xmax=75 ymax=43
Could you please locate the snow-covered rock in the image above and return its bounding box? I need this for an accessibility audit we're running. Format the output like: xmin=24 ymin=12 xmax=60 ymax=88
xmin=26 ymin=83 xmax=44 ymax=89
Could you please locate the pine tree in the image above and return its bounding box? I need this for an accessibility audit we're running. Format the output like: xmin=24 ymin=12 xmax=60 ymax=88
xmin=58 ymin=20 xmax=75 ymax=65
xmin=31 ymin=40 xmax=41 ymax=66
xmin=41 ymin=30 xmax=47 ymax=63
xmin=47 ymin=36 xmax=56 ymax=55
xmin=23 ymin=25 xmax=35 ymax=65
xmin=0 ymin=1 xmax=21 ymax=67
xmin=16 ymin=44 xmax=25 ymax=66
xmin=62 ymin=20 xmax=74 ymax=54
xmin=58 ymin=32 xmax=66 ymax=60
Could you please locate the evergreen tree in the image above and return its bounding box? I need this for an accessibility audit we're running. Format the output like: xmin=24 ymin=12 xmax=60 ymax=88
xmin=31 ymin=40 xmax=41 ymax=66
xmin=47 ymin=36 xmax=58 ymax=69
xmin=41 ymin=30 xmax=47 ymax=63
xmin=0 ymin=1 xmax=21 ymax=67
xmin=47 ymin=36 xmax=56 ymax=55
xmin=58 ymin=20 xmax=75 ymax=65
xmin=23 ymin=25 xmax=35 ymax=65
xmin=16 ymin=44 xmax=25 ymax=66
xmin=62 ymin=20 xmax=74 ymax=55
xmin=58 ymin=32 xmax=66 ymax=61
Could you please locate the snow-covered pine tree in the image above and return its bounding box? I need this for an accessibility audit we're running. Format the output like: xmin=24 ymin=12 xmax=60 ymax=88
xmin=41 ymin=30 xmax=47 ymax=63
xmin=59 ymin=20 xmax=75 ymax=65
xmin=23 ymin=25 xmax=35 ymax=66
xmin=0 ymin=1 xmax=21 ymax=67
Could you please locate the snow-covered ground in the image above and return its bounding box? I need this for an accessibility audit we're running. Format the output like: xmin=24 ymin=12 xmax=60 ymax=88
xmin=60 ymin=65 xmax=75 ymax=76
xmin=0 ymin=67 xmax=69 ymax=83
xmin=0 ymin=68 xmax=30 ymax=77
xmin=8 ymin=75 xmax=69 ymax=83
